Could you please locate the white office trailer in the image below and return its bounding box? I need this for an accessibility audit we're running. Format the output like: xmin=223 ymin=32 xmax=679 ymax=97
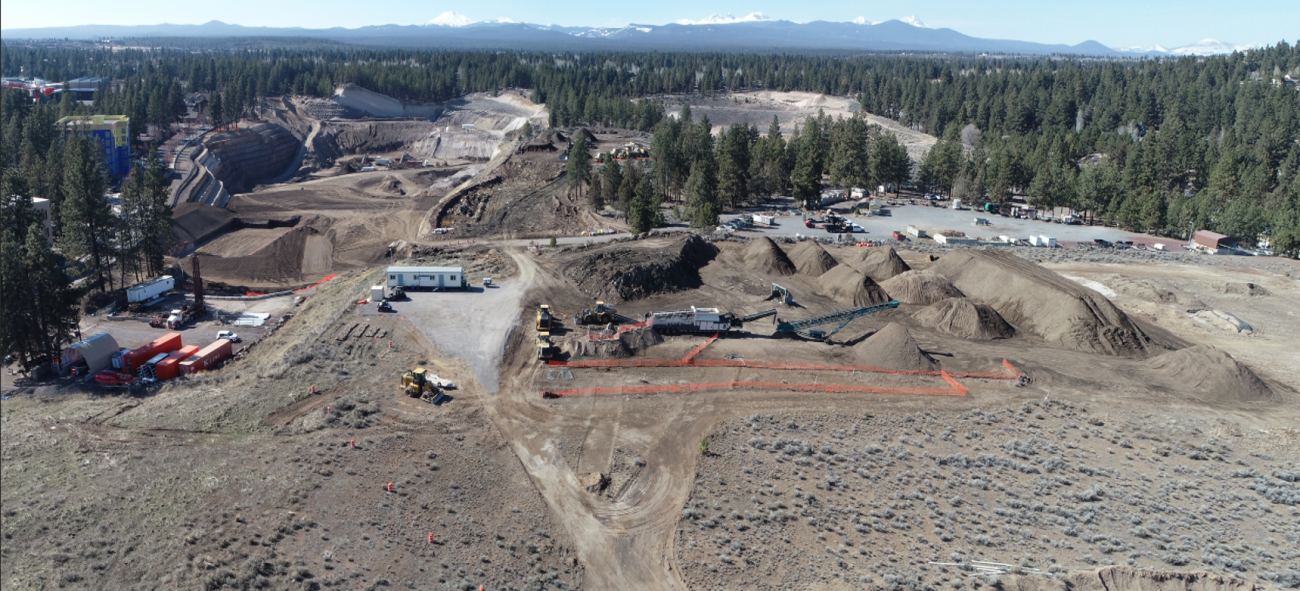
xmin=126 ymin=275 xmax=174 ymax=303
xmin=386 ymin=266 xmax=467 ymax=290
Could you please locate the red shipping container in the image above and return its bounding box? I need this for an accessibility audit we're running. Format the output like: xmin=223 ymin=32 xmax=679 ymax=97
xmin=124 ymin=332 xmax=182 ymax=371
xmin=179 ymin=339 xmax=233 ymax=375
xmin=155 ymin=345 xmax=200 ymax=381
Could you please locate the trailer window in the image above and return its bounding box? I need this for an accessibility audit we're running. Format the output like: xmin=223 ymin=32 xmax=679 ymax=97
xmin=450 ymin=276 xmax=456 ymax=281
xmin=389 ymin=275 xmax=395 ymax=281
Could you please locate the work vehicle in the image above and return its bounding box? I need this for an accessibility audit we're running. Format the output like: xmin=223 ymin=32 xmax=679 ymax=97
xmin=649 ymin=307 xmax=776 ymax=335
xmin=152 ymin=303 xmax=205 ymax=329
xmin=575 ymin=301 xmax=617 ymax=325
xmin=378 ymin=299 xmax=394 ymax=313
xmin=216 ymin=331 xmax=241 ymax=343
xmin=536 ymin=305 xmax=553 ymax=331
xmin=401 ymin=367 xmax=446 ymax=402
xmin=824 ymin=221 xmax=849 ymax=233
xmin=388 ymin=285 xmax=406 ymax=300
xmin=536 ymin=333 xmax=556 ymax=360
xmin=483 ymin=278 xmax=494 ymax=288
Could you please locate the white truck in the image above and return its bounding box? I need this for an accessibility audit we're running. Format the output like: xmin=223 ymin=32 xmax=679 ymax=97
xmin=126 ymin=275 xmax=174 ymax=304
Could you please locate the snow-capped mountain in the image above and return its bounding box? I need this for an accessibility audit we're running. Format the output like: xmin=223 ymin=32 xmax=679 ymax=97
xmin=675 ymin=12 xmax=773 ymax=25
xmin=899 ymin=16 xmax=928 ymax=28
xmin=852 ymin=17 xmax=871 ymax=25
xmin=426 ymin=12 xmax=472 ymax=27
xmin=1116 ymin=38 xmax=1259 ymax=55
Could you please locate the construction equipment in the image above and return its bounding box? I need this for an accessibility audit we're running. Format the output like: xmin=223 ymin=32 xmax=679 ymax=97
xmin=536 ymin=332 xmax=556 ymax=360
xmin=575 ymin=301 xmax=616 ymax=325
xmin=400 ymin=367 xmax=443 ymax=401
xmin=388 ymin=285 xmax=406 ymax=300
xmin=378 ymin=299 xmax=394 ymax=313
xmin=775 ymin=300 xmax=900 ymax=341
xmin=151 ymin=258 xmax=206 ymax=329
xmin=737 ymin=309 xmax=778 ymax=324
xmin=768 ymin=283 xmax=794 ymax=306
xmin=536 ymin=305 xmax=553 ymax=331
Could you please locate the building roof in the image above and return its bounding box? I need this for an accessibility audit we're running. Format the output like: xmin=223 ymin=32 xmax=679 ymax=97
xmin=64 ymin=332 xmax=120 ymax=373
xmin=1194 ymin=230 xmax=1228 ymax=241
xmin=387 ymin=266 xmax=464 ymax=274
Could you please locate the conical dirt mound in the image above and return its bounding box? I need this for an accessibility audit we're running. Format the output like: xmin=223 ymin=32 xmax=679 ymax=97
xmin=913 ymin=298 xmax=1015 ymax=340
xmin=857 ymin=323 xmax=937 ymax=371
xmin=1147 ymin=345 xmax=1273 ymax=401
xmin=788 ymin=241 xmax=840 ymax=277
xmin=818 ymin=265 xmax=892 ymax=307
xmin=853 ymin=246 xmax=911 ymax=282
xmin=880 ymin=270 xmax=964 ymax=305
xmin=743 ymin=237 xmax=796 ymax=276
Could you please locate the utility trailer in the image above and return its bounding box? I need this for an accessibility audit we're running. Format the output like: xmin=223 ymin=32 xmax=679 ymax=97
xmin=126 ymin=275 xmax=174 ymax=303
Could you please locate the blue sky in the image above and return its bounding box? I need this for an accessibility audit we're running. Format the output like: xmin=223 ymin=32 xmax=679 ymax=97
xmin=2 ymin=0 xmax=1296 ymax=49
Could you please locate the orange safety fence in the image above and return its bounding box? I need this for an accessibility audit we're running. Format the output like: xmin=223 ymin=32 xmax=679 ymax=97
xmin=295 ymin=273 xmax=338 ymax=293
xmin=587 ymin=319 xmax=653 ymax=341
xmin=550 ymin=356 xmax=1020 ymax=380
xmin=1002 ymin=358 xmax=1022 ymax=377
xmin=939 ymin=370 xmax=968 ymax=395
xmin=679 ymin=333 xmax=719 ymax=363
xmin=544 ymin=379 xmax=968 ymax=399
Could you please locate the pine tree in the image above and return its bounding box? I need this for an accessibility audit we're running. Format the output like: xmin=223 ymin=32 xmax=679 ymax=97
xmin=58 ymin=135 xmax=115 ymax=292
xmin=588 ymin=172 xmax=605 ymax=211
xmin=1 ymin=223 xmax=82 ymax=370
xmin=208 ymin=92 xmax=223 ymax=127
xmin=603 ymin=159 xmax=625 ymax=211
xmin=566 ymin=133 xmax=592 ymax=197
xmin=871 ymin=132 xmax=912 ymax=193
xmin=685 ymin=156 xmax=720 ymax=228
xmin=716 ymin=124 xmax=751 ymax=208
xmin=792 ymin=126 xmax=823 ymax=209
xmin=628 ymin=176 xmax=662 ymax=234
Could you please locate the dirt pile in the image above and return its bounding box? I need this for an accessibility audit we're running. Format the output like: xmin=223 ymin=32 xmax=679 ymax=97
xmin=851 ymin=246 xmax=910 ymax=281
xmin=817 ymin=265 xmax=892 ymax=307
xmin=742 ymin=237 xmax=795 ymax=276
xmin=565 ymin=327 xmax=664 ymax=359
xmin=855 ymin=322 xmax=937 ymax=370
xmin=879 ymin=270 xmax=963 ymax=305
xmin=565 ymin=235 xmax=719 ymax=302
xmin=1223 ymin=282 xmax=1270 ymax=296
xmin=1147 ymin=345 xmax=1273 ymax=401
xmin=787 ymin=241 xmax=839 ymax=276
xmin=913 ymin=297 xmax=1015 ymax=340
xmin=928 ymin=250 xmax=1151 ymax=356
xmin=194 ymin=221 xmax=334 ymax=288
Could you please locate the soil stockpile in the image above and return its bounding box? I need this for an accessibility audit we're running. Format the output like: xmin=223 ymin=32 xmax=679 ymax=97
xmin=913 ymin=297 xmax=1015 ymax=340
xmin=1223 ymin=282 xmax=1270 ymax=296
xmin=879 ymin=270 xmax=963 ymax=305
xmin=851 ymin=246 xmax=911 ymax=281
xmin=565 ymin=327 xmax=664 ymax=359
xmin=787 ymin=241 xmax=839 ymax=276
xmin=1147 ymin=345 xmax=1273 ymax=401
xmin=856 ymin=323 xmax=937 ymax=371
xmin=742 ymin=237 xmax=795 ymax=276
xmin=818 ymin=265 xmax=892 ymax=307
xmin=928 ymin=250 xmax=1151 ymax=356
xmin=565 ymin=235 xmax=718 ymax=302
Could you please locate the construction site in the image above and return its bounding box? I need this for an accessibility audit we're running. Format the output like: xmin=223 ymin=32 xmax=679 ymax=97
xmin=3 ymin=86 xmax=1299 ymax=591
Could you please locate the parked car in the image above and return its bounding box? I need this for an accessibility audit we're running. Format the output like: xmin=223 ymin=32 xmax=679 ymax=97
xmin=216 ymin=331 xmax=241 ymax=343
xmin=850 ymin=224 xmax=865 ymax=233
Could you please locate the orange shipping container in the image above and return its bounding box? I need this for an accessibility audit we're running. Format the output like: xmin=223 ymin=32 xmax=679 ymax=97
xmin=124 ymin=332 xmax=182 ymax=370
xmin=155 ymin=345 xmax=200 ymax=381
xmin=179 ymin=339 xmax=233 ymax=375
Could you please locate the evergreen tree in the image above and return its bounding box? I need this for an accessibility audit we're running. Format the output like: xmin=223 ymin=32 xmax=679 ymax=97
xmin=566 ymin=133 xmax=592 ymax=197
xmin=603 ymin=159 xmax=625 ymax=211
xmin=628 ymin=176 xmax=662 ymax=234
xmin=791 ymin=126 xmax=823 ymax=209
xmin=587 ymin=171 xmax=605 ymax=211
xmin=871 ymin=132 xmax=911 ymax=193
xmin=716 ymin=123 xmax=751 ymax=207
xmin=58 ymin=135 xmax=115 ymax=292
xmin=0 ymin=223 xmax=82 ymax=370
xmin=685 ymin=157 xmax=720 ymax=228
xmin=208 ymin=92 xmax=223 ymax=127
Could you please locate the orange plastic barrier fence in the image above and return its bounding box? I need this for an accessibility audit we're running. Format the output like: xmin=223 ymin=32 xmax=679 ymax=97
xmin=587 ymin=319 xmax=652 ymax=341
xmin=550 ymin=356 xmax=1020 ymax=380
xmin=1002 ymin=358 xmax=1022 ymax=377
xmin=545 ymin=380 xmax=967 ymax=398
xmin=679 ymin=334 xmax=719 ymax=363
xmin=939 ymin=370 xmax=968 ymax=395
xmin=295 ymin=273 xmax=338 ymax=293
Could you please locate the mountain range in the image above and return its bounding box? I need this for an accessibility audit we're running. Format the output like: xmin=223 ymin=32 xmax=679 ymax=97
xmin=1 ymin=13 xmax=1259 ymax=57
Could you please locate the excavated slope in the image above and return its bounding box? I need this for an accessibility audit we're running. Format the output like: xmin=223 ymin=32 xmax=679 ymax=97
xmin=928 ymin=250 xmax=1151 ymax=356
xmin=202 ymin=123 xmax=300 ymax=192
xmin=912 ymin=297 xmax=1015 ymax=340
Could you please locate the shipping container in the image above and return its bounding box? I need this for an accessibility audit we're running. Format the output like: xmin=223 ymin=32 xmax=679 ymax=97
xmin=123 ymin=332 xmax=182 ymax=371
xmin=179 ymin=339 xmax=233 ymax=375
xmin=127 ymin=275 xmax=174 ymax=303
xmin=155 ymin=345 xmax=200 ymax=381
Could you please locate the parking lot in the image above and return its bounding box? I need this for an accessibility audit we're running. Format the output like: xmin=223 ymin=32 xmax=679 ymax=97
xmin=721 ymin=199 xmax=1185 ymax=249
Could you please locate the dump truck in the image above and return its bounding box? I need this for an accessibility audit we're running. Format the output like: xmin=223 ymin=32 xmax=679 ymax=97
xmin=575 ymin=302 xmax=616 ymax=325
xmin=536 ymin=305 xmax=553 ymax=331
